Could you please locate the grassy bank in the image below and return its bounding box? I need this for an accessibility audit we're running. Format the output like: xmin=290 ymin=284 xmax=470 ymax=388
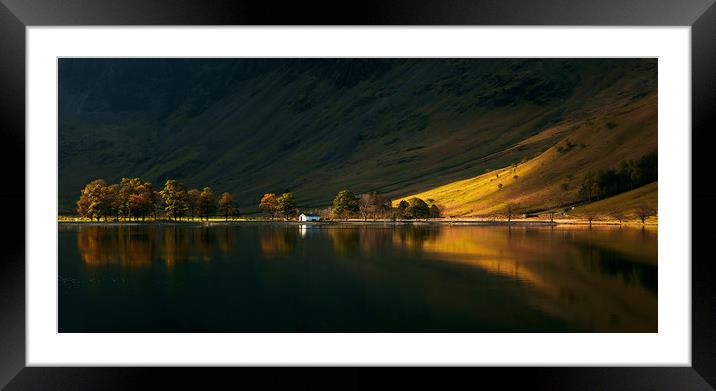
xmin=57 ymin=215 xmax=656 ymax=227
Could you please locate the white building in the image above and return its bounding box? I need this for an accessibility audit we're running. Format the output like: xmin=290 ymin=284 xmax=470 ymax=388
xmin=299 ymin=213 xmax=320 ymax=222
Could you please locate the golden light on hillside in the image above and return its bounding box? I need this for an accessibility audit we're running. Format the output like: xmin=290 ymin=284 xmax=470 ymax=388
xmin=414 ymin=226 xmax=657 ymax=332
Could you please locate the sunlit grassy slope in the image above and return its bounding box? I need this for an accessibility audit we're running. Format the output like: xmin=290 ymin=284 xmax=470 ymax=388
xmin=571 ymin=182 xmax=657 ymax=218
xmin=395 ymin=93 xmax=657 ymax=216
xmin=59 ymin=59 xmax=657 ymax=214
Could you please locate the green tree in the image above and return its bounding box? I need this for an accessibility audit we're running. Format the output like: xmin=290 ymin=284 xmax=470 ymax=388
xmin=425 ymin=198 xmax=442 ymax=218
xmin=218 ymin=192 xmax=235 ymax=221
xmin=404 ymin=197 xmax=430 ymax=219
xmin=159 ymin=179 xmax=188 ymax=221
xmin=395 ymin=200 xmax=409 ymax=219
xmin=198 ymin=187 xmax=216 ymax=221
xmin=331 ymin=189 xmax=358 ymax=219
xmin=277 ymin=192 xmax=297 ymax=220
xmin=429 ymin=204 xmax=441 ymax=218
xmin=177 ymin=190 xmax=189 ymax=220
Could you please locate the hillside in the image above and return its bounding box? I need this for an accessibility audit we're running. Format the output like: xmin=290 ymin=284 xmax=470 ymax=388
xmin=395 ymin=91 xmax=657 ymax=217
xmin=571 ymin=182 xmax=658 ymax=220
xmin=59 ymin=58 xmax=657 ymax=214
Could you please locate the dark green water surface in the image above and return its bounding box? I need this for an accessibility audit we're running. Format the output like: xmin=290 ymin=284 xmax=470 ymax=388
xmin=58 ymin=223 xmax=657 ymax=332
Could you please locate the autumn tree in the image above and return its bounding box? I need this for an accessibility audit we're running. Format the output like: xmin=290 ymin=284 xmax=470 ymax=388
xmin=77 ymin=179 xmax=110 ymax=221
xmin=128 ymin=193 xmax=146 ymax=221
xmin=404 ymin=197 xmax=430 ymax=219
xmin=331 ymin=189 xmax=358 ymax=219
xmin=198 ymin=187 xmax=216 ymax=221
xmin=277 ymin=192 xmax=297 ymax=220
xmin=218 ymin=192 xmax=235 ymax=221
xmin=133 ymin=182 xmax=156 ymax=220
xmin=634 ymin=205 xmax=656 ymax=224
xmin=259 ymin=193 xmax=278 ymax=219
xmin=76 ymin=190 xmax=91 ymax=219
xmin=104 ymin=184 xmax=121 ymax=221
xmin=152 ymin=190 xmax=162 ymax=220
xmin=186 ymin=188 xmax=201 ymax=220
xmin=118 ymin=177 xmax=143 ymax=219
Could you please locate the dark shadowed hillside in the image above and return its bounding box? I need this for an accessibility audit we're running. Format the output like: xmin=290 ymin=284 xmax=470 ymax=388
xmin=58 ymin=58 xmax=657 ymax=214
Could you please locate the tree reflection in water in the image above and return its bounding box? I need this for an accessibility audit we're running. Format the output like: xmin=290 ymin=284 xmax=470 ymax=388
xmin=259 ymin=226 xmax=297 ymax=258
xmin=65 ymin=223 xmax=657 ymax=332
xmin=77 ymin=225 xmax=236 ymax=268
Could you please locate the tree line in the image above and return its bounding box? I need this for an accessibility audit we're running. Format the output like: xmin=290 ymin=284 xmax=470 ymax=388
xmin=77 ymin=178 xmax=237 ymax=221
xmin=578 ymin=151 xmax=657 ymax=202
xmin=329 ymin=189 xmax=440 ymax=220
xmin=76 ymin=179 xmax=444 ymax=222
xmin=258 ymin=192 xmax=298 ymax=219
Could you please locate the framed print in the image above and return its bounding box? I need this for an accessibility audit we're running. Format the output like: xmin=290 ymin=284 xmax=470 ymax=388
xmin=1 ymin=0 xmax=715 ymax=388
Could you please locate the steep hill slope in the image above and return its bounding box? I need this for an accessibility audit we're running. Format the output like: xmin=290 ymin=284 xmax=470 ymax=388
xmin=571 ymin=182 xmax=658 ymax=219
xmin=395 ymin=92 xmax=657 ymax=216
xmin=58 ymin=58 xmax=657 ymax=214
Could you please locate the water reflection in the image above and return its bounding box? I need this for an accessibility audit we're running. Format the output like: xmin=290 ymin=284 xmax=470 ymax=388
xmin=62 ymin=223 xmax=657 ymax=332
xmin=77 ymin=225 xmax=154 ymax=267
xmin=260 ymin=226 xmax=297 ymax=258
xmin=416 ymin=226 xmax=657 ymax=332
xmin=76 ymin=225 xmax=237 ymax=268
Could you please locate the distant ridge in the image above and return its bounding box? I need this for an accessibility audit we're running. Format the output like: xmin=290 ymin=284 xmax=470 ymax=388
xmin=59 ymin=58 xmax=657 ymax=214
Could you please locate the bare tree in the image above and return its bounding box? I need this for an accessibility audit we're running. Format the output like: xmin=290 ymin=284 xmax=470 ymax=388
xmin=634 ymin=205 xmax=656 ymax=224
xmin=546 ymin=199 xmax=558 ymax=223
xmin=357 ymin=191 xmax=391 ymax=220
xmin=547 ymin=209 xmax=557 ymax=223
xmin=357 ymin=194 xmax=371 ymax=220
xmin=609 ymin=210 xmax=627 ymax=225
xmin=584 ymin=212 xmax=598 ymax=227
xmin=505 ymin=203 xmax=518 ymax=224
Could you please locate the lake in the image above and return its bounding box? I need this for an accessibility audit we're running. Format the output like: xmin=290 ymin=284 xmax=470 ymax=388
xmin=58 ymin=223 xmax=657 ymax=332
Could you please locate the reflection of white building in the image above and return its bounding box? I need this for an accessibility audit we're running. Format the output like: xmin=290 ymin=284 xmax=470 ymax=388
xmin=299 ymin=213 xmax=320 ymax=222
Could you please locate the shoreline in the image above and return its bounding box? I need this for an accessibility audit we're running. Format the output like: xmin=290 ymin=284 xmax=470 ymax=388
xmin=57 ymin=218 xmax=657 ymax=227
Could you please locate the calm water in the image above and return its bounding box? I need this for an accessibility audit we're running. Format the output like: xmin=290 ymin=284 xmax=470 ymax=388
xmin=58 ymin=223 xmax=657 ymax=332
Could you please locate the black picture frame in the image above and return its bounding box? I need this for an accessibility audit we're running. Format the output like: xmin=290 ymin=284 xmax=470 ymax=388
xmin=1 ymin=0 xmax=714 ymax=388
